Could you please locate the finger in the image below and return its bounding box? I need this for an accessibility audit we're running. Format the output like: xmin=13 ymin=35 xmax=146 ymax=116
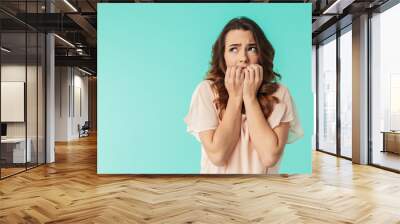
xmin=225 ymin=66 xmax=231 ymax=83
xmin=230 ymin=66 xmax=237 ymax=80
xmin=240 ymin=69 xmax=245 ymax=81
xmin=235 ymin=66 xmax=242 ymax=83
xmin=254 ymin=64 xmax=260 ymax=81
xmin=248 ymin=66 xmax=255 ymax=83
xmin=253 ymin=65 xmax=259 ymax=82
xmin=244 ymin=68 xmax=250 ymax=82
xmin=233 ymin=66 xmax=238 ymax=76
xmin=257 ymin=66 xmax=263 ymax=84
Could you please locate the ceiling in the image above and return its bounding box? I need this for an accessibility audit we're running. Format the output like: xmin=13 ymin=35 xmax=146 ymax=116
xmin=0 ymin=0 xmax=393 ymax=75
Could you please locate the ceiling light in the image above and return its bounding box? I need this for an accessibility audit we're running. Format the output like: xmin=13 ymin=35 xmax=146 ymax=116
xmin=54 ymin=34 xmax=75 ymax=48
xmin=322 ymin=0 xmax=354 ymax=15
xmin=78 ymin=67 xmax=93 ymax=76
xmin=63 ymin=0 xmax=78 ymax=12
xmin=1 ymin=47 xmax=11 ymax=53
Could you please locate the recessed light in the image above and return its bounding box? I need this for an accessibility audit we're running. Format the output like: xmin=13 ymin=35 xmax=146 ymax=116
xmin=1 ymin=47 xmax=11 ymax=53
xmin=54 ymin=34 xmax=75 ymax=48
xmin=63 ymin=0 xmax=78 ymax=12
xmin=77 ymin=67 xmax=93 ymax=76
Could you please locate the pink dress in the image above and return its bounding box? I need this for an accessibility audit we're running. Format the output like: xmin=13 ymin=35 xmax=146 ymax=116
xmin=184 ymin=80 xmax=303 ymax=174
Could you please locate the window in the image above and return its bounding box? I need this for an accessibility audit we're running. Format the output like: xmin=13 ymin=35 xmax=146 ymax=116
xmin=317 ymin=35 xmax=337 ymax=154
xmin=371 ymin=2 xmax=400 ymax=171
xmin=339 ymin=28 xmax=352 ymax=158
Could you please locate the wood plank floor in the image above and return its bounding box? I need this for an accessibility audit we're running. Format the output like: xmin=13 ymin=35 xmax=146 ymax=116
xmin=0 ymin=134 xmax=400 ymax=224
xmin=0 ymin=167 xmax=26 ymax=178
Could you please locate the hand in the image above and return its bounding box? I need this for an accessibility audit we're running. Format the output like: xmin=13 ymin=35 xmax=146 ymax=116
xmin=224 ymin=66 xmax=245 ymax=102
xmin=243 ymin=64 xmax=263 ymax=102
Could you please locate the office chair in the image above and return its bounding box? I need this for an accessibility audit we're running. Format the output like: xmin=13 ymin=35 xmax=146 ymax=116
xmin=79 ymin=121 xmax=90 ymax=138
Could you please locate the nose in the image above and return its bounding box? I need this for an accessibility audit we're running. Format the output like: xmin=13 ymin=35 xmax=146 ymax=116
xmin=238 ymin=50 xmax=248 ymax=64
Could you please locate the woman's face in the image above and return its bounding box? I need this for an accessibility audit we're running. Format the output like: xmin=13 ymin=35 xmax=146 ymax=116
xmin=224 ymin=29 xmax=259 ymax=68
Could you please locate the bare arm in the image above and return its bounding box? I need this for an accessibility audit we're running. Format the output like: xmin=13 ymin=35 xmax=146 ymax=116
xmin=243 ymin=64 xmax=290 ymax=167
xmin=198 ymin=66 xmax=244 ymax=166
xmin=244 ymin=98 xmax=289 ymax=167
xmin=199 ymin=97 xmax=242 ymax=166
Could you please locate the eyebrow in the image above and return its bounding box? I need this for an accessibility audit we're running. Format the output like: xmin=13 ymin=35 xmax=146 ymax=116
xmin=227 ymin=43 xmax=257 ymax=47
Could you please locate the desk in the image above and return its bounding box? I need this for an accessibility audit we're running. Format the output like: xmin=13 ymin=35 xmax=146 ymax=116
xmin=1 ymin=138 xmax=31 ymax=163
xmin=381 ymin=131 xmax=400 ymax=154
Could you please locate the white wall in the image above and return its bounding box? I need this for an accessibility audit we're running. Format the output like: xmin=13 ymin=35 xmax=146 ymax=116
xmin=70 ymin=72 xmax=89 ymax=139
xmin=1 ymin=82 xmax=25 ymax=122
xmin=1 ymin=65 xmax=26 ymax=130
xmin=55 ymin=67 xmax=89 ymax=141
xmin=55 ymin=66 xmax=69 ymax=141
xmin=1 ymin=64 xmax=46 ymax=163
xmin=1 ymin=65 xmax=42 ymax=138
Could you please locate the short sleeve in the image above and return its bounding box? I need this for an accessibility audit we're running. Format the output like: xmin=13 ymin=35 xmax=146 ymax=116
xmin=184 ymin=80 xmax=219 ymax=142
xmin=280 ymin=86 xmax=304 ymax=144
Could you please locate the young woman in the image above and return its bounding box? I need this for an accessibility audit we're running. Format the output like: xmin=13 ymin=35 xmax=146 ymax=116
xmin=184 ymin=17 xmax=303 ymax=174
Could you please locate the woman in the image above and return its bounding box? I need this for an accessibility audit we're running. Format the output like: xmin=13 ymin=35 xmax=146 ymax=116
xmin=184 ymin=17 xmax=303 ymax=174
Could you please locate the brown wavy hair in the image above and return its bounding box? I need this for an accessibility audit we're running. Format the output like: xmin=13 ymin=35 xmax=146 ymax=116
xmin=205 ymin=17 xmax=281 ymax=120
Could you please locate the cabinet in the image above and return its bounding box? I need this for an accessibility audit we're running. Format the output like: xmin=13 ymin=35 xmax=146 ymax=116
xmin=382 ymin=131 xmax=400 ymax=154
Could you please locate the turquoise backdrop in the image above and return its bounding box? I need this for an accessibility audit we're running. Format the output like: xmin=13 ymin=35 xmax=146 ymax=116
xmin=98 ymin=3 xmax=312 ymax=174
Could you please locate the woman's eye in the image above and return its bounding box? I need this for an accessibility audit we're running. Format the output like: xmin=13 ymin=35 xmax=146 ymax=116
xmin=229 ymin=47 xmax=238 ymax=53
xmin=248 ymin=47 xmax=257 ymax=52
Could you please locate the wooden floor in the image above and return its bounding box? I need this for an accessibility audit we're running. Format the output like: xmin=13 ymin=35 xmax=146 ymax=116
xmin=373 ymin=150 xmax=400 ymax=171
xmin=1 ymin=134 xmax=400 ymax=223
xmin=0 ymin=167 xmax=26 ymax=178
